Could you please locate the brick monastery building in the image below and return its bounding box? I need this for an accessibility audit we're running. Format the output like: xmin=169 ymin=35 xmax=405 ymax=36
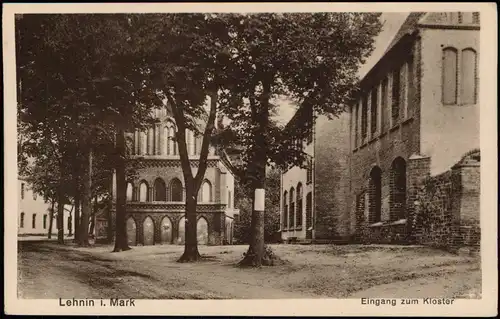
xmin=281 ymin=12 xmax=480 ymax=247
xmin=97 ymin=106 xmax=240 ymax=246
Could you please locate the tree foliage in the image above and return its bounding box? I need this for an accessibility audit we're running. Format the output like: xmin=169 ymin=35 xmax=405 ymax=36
xmin=16 ymin=14 xmax=163 ymax=247
xmin=210 ymin=13 xmax=383 ymax=266
xmin=136 ymin=13 xmax=240 ymax=261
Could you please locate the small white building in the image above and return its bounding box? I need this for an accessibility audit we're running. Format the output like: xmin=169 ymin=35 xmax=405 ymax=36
xmin=18 ymin=178 xmax=74 ymax=237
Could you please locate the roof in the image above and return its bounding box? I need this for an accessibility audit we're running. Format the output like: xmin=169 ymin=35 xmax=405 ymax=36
xmin=356 ymin=12 xmax=426 ymax=93
xmin=383 ymin=12 xmax=426 ymax=56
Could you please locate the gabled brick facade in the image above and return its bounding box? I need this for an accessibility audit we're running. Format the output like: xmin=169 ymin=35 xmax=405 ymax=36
xmin=348 ymin=12 xmax=480 ymax=246
xmin=281 ymin=12 xmax=481 ymax=248
xmin=280 ymin=111 xmax=351 ymax=243
xmin=96 ymin=107 xmax=239 ymax=246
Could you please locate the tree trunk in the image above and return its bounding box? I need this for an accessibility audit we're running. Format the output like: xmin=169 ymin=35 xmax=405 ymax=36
xmin=113 ymin=128 xmax=131 ymax=252
xmin=239 ymin=162 xmax=266 ymax=267
xmin=89 ymin=195 xmax=97 ymax=236
xmin=107 ymin=173 xmax=114 ymax=243
xmin=239 ymin=81 xmax=270 ymax=267
xmin=73 ymin=173 xmax=81 ymax=242
xmin=57 ymin=191 xmax=65 ymax=244
xmin=68 ymin=206 xmax=73 ymax=236
xmin=78 ymin=147 xmax=92 ymax=246
xmin=47 ymin=199 xmax=55 ymax=239
xmin=178 ymin=189 xmax=201 ymax=262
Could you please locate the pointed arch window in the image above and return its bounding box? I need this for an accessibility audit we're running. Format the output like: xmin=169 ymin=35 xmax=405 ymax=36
xmin=140 ymin=130 xmax=148 ymax=155
xmin=139 ymin=181 xmax=149 ymax=202
xmin=283 ymin=191 xmax=288 ymax=230
xmin=154 ymin=178 xmax=167 ymax=201
xmin=169 ymin=178 xmax=183 ymax=202
xmin=186 ymin=129 xmax=196 ymax=156
xmin=165 ymin=122 xmax=177 ymax=155
xmin=289 ymin=187 xmax=295 ymax=228
xmin=199 ymin=180 xmax=212 ymax=203
xmin=126 ymin=182 xmax=133 ymax=201
xmin=296 ymin=183 xmax=303 ymax=229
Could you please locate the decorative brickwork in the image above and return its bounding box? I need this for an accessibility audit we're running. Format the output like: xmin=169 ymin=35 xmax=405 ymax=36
xmin=118 ymin=211 xmax=225 ymax=246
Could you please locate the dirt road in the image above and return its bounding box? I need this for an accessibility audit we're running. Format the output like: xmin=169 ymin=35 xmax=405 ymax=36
xmin=17 ymin=242 xmax=481 ymax=299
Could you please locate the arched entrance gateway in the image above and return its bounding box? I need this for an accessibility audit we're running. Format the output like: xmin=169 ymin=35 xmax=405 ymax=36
xmin=160 ymin=216 xmax=173 ymax=244
xmin=197 ymin=217 xmax=209 ymax=245
xmin=143 ymin=216 xmax=155 ymax=245
xmin=177 ymin=216 xmax=186 ymax=244
xmin=126 ymin=217 xmax=137 ymax=246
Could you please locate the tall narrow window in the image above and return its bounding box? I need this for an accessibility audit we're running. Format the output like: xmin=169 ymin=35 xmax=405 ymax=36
xmin=361 ymin=96 xmax=368 ymax=140
xmin=306 ymin=158 xmax=313 ymax=184
xmin=165 ymin=123 xmax=176 ymax=155
xmin=201 ymin=180 xmax=212 ymax=203
xmin=296 ymin=183 xmax=303 ymax=229
xmin=154 ymin=178 xmax=167 ymax=201
xmin=381 ymin=77 xmax=389 ymax=132
xmin=305 ymin=192 xmax=312 ymax=233
xmin=195 ymin=134 xmax=202 ymax=155
xmin=283 ymin=191 xmax=288 ymax=229
xmin=20 ymin=212 xmax=25 ymax=228
xmin=392 ymin=67 xmax=401 ymax=123
xmin=32 ymin=213 xmax=37 ymax=229
xmin=134 ymin=130 xmax=139 ymax=155
xmin=170 ymin=178 xmax=183 ymax=202
xmin=139 ymin=182 xmax=149 ymax=202
xmin=289 ymin=187 xmax=295 ymax=228
xmin=442 ymin=47 xmax=458 ymax=105
xmin=186 ymin=130 xmax=196 ymax=156
xmin=370 ymin=88 xmax=378 ymax=135
xmin=147 ymin=127 xmax=154 ymax=155
xmin=461 ymin=48 xmax=477 ymax=105
xmin=228 ymin=190 xmax=232 ymax=208
xmin=140 ymin=131 xmax=148 ymax=155
xmin=21 ymin=183 xmax=25 ymax=200
xmin=407 ymin=58 xmax=414 ymax=117
xmin=43 ymin=214 xmax=48 ymax=229
xmin=126 ymin=182 xmax=133 ymax=201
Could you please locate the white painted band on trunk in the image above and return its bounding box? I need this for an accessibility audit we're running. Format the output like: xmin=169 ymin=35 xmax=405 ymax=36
xmin=254 ymin=188 xmax=265 ymax=211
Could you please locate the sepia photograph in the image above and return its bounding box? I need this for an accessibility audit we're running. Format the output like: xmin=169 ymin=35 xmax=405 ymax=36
xmin=4 ymin=2 xmax=497 ymax=316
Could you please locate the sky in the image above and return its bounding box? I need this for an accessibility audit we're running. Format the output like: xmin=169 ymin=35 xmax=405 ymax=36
xmin=276 ymin=12 xmax=409 ymax=125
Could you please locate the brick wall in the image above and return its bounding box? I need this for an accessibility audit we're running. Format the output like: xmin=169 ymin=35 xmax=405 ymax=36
xmin=314 ymin=113 xmax=351 ymax=239
xmin=411 ymin=151 xmax=480 ymax=251
xmin=349 ymin=37 xmax=422 ymax=241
